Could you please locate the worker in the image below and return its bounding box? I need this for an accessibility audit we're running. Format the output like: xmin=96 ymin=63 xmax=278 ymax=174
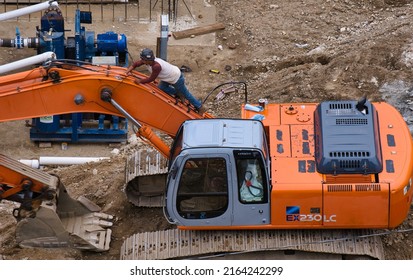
xmin=126 ymin=48 xmax=208 ymax=114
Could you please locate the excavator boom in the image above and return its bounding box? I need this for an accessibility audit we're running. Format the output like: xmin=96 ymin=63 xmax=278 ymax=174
xmin=0 ymin=61 xmax=210 ymax=139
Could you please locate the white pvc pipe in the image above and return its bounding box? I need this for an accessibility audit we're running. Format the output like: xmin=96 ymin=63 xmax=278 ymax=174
xmin=40 ymin=156 xmax=110 ymax=165
xmin=0 ymin=1 xmax=58 ymax=21
xmin=20 ymin=156 xmax=110 ymax=168
xmin=19 ymin=159 xmax=40 ymax=169
xmin=0 ymin=51 xmax=55 ymax=74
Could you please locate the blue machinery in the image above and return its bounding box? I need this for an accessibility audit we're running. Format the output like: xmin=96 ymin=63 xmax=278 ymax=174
xmin=2 ymin=7 xmax=129 ymax=143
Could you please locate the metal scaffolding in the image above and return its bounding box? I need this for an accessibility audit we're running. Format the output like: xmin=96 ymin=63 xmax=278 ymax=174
xmin=0 ymin=0 xmax=194 ymax=22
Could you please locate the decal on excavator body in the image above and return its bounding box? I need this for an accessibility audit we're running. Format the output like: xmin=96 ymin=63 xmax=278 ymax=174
xmin=286 ymin=206 xmax=337 ymax=223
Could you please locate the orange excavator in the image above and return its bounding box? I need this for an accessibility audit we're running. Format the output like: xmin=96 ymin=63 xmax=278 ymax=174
xmin=0 ymin=59 xmax=412 ymax=258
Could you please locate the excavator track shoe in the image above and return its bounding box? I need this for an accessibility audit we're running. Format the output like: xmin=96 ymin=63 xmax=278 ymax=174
xmin=124 ymin=149 xmax=168 ymax=207
xmin=120 ymin=229 xmax=385 ymax=260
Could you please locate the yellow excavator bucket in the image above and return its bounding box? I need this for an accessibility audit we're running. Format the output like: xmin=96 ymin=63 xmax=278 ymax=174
xmin=0 ymin=154 xmax=113 ymax=252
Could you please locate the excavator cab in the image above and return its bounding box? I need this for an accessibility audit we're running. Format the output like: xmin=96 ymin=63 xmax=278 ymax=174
xmin=164 ymin=119 xmax=272 ymax=228
xmin=0 ymin=154 xmax=113 ymax=251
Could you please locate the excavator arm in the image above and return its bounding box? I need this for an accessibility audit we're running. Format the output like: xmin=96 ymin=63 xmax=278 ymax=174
xmin=0 ymin=60 xmax=212 ymax=250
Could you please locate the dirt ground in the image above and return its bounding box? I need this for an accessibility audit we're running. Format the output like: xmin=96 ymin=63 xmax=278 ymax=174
xmin=1 ymin=0 xmax=413 ymax=260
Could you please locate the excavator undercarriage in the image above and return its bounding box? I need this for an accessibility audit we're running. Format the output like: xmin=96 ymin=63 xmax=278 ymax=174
xmin=120 ymin=228 xmax=384 ymax=260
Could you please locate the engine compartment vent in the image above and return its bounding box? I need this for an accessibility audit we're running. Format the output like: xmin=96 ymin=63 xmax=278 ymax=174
xmin=328 ymin=102 xmax=352 ymax=110
xmin=355 ymin=184 xmax=381 ymax=192
xmin=327 ymin=184 xmax=353 ymax=192
xmin=314 ymin=99 xmax=383 ymax=175
xmin=336 ymin=118 xmax=368 ymax=125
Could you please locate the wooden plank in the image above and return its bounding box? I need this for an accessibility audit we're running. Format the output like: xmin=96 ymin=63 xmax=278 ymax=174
xmin=172 ymin=22 xmax=225 ymax=40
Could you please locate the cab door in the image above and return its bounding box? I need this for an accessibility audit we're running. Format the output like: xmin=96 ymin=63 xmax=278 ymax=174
xmin=165 ymin=152 xmax=233 ymax=227
xmin=230 ymin=150 xmax=271 ymax=226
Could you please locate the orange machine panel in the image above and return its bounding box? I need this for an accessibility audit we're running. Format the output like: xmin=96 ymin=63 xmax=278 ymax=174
xmin=374 ymin=102 xmax=413 ymax=187
xmin=290 ymin=124 xmax=315 ymax=158
xmin=268 ymin=125 xmax=292 ymax=158
xmin=267 ymin=124 xmax=315 ymax=159
xmin=323 ymin=183 xmax=389 ymax=228
xmin=270 ymin=183 xmax=323 ymax=228
xmin=279 ymin=104 xmax=317 ymax=125
xmin=271 ymin=157 xmax=323 ymax=185
xmin=371 ymin=102 xmax=413 ymax=227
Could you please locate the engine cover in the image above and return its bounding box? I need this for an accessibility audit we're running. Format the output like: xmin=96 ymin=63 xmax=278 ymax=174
xmin=314 ymin=99 xmax=383 ymax=175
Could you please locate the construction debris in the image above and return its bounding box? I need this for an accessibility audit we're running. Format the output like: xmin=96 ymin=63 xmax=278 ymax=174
xmin=172 ymin=22 xmax=225 ymax=39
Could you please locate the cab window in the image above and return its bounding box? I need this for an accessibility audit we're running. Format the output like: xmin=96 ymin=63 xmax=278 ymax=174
xmin=176 ymin=157 xmax=228 ymax=219
xmin=234 ymin=150 xmax=268 ymax=204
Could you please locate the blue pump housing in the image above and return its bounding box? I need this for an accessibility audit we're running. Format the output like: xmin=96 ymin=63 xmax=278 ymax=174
xmin=29 ymin=8 xmax=129 ymax=143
